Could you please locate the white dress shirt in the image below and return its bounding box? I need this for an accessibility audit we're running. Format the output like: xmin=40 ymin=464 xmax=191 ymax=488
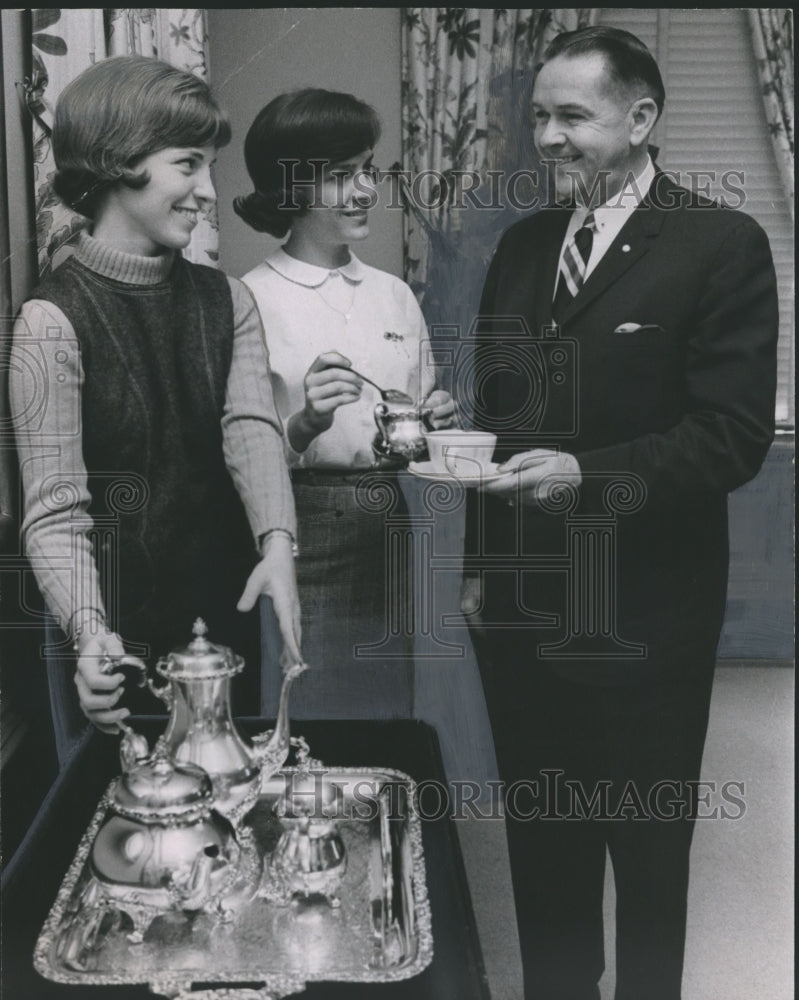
xmin=556 ymin=156 xmax=657 ymax=290
xmin=243 ymin=248 xmax=436 ymax=469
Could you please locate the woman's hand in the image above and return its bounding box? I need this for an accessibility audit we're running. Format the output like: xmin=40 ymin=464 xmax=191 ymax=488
xmin=423 ymin=389 xmax=458 ymax=429
xmin=74 ymin=629 xmax=146 ymax=734
xmin=287 ymin=351 xmax=363 ymax=452
xmin=237 ymin=531 xmax=303 ymax=667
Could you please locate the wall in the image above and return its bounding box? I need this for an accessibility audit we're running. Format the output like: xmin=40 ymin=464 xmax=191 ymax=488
xmin=719 ymin=440 xmax=794 ymax=661
xmin=208 ymin=7 xmax=404 ymax=281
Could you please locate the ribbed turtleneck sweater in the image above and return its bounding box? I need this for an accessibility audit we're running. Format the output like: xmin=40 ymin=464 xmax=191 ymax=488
xmin=10 ymin=233 xmax=295 ymax=638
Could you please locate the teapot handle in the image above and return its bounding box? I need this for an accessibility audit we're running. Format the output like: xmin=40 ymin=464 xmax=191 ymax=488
xmin=100 ymin=652 xmax=148 ymax=685
xmin=101 ymin=651 xmax=174 ymax=713
xmin=146 ymin=659 xmax=174 ymax=709
xmin=101 ymin=652 xmax=167 ymax=707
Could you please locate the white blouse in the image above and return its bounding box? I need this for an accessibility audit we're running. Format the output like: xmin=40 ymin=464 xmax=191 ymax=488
xmin=243 ymin=248 xmax=436 ymax=469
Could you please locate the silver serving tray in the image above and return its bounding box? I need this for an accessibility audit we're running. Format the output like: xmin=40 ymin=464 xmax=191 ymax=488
xmin=34 ymin=766 xmax=433 ymax=999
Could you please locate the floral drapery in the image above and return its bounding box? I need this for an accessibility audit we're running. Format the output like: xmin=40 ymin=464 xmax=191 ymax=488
xmin=26 ymin=9 xmax=218 ymax=276
xmin=748 ymin=8 xmax=794 ymax=220
xmin=400 ymin=8 xmax=596 ymax=315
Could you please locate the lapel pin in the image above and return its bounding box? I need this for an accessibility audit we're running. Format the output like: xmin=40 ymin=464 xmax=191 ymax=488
xmin=622 ymin=244 xmax=631 ymax=253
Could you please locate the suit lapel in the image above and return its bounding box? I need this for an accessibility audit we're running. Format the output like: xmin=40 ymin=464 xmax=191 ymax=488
xmin=555 ymin=175 xmax=669 ymax=326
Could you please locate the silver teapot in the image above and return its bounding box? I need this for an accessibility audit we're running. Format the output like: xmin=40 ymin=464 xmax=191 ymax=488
xmin=91 ymin=734 xmax=242 ymax=919
xmin=372 ymin=397 xmax=433 ymax=464
xmin=56 ymin=731 xmax=249 ymax=968
xmin=148 ymin=619 xmax=307 ymax=820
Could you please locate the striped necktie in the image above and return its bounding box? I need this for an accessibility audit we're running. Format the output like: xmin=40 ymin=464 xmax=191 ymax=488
xmin=552 ymin=212 xmax=596 ymax=321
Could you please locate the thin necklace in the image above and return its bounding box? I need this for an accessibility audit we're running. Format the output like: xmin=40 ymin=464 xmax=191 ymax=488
xmin=313 ymin=277 xmax=356 ymax=323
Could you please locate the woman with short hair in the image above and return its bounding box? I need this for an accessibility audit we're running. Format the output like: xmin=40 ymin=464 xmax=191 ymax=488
xmin=10 ymin=56 xmax=301 ymax=738
xmin=235 ymin=88 xmax=456 ymax=719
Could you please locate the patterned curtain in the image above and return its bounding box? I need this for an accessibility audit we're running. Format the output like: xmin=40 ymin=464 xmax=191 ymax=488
xmin=748 ymin=9 xmax=794 ymax=220
xmin=400 ymin=8 xmax=596 ymax=319
xmin=24 ymin=8 xmax=218 ymax=277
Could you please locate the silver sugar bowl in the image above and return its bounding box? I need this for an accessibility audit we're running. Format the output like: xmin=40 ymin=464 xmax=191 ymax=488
xmin=264 ymin=770 xmax=348 ymax=908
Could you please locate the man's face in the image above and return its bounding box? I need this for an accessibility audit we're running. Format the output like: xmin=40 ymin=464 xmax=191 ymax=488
xmin=532 ymin=52 xmax=643 ymax=206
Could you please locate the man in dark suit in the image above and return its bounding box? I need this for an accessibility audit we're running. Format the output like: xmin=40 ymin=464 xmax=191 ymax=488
xmin=462 ymin=27 xmax=778 ymax=1000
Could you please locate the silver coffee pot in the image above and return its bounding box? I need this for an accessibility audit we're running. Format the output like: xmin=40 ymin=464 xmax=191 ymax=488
xmin=148 ymin=619 xmax=307 ymax=819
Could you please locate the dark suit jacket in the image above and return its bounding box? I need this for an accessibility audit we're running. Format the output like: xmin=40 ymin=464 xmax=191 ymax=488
xmin=467 ymin=172 xmax=778 ymax=684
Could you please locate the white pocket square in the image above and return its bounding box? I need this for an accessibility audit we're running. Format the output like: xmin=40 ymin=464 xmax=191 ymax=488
xmin=614 ymin=322 xmax=665 ymax=334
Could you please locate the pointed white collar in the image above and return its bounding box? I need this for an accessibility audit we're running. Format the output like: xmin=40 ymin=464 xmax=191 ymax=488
xmin=584 ymin=156 xmax=656 ymax=233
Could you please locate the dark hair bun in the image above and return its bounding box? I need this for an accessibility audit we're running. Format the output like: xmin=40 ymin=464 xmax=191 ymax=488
xmin=52 ymin=168 xmax=106 ymax=218
xmin=232 ymin=190 xmax=294 ymax=239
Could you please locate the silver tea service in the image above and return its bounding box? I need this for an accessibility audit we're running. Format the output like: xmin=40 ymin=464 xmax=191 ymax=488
xmin=36 ymin=619 xmax=434 ymax=998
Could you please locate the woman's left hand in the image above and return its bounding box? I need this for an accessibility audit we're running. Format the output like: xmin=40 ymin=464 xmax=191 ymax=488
xmin=237 ymin=533 xmax=303 ymax=667
xmin=423 ymin=389 xmax=458 ymax=429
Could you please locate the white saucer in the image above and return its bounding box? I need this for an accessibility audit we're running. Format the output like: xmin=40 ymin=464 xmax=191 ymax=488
xmin=407 ymin=460 xmax=510 ymax=485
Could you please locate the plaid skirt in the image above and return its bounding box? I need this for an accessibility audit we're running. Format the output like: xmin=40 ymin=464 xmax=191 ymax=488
xmin=264 ymin=469 xmax=414 ymax=720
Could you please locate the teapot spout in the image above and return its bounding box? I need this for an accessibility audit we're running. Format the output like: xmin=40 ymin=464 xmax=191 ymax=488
xmin=251 ymin=661 xmax=308 ymax=776
xmin=117 ymin=722 xmax=150 ymax=773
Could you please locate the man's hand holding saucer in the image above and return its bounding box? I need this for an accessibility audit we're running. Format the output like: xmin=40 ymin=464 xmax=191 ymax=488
xmin=479 ymin=448 xmax=582 ymax=506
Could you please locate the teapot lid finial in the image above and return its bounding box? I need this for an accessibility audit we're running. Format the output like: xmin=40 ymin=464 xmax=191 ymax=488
xmin=156 ymin=617 xmax=243 ymax=679
xmin=189 ymin=617 xmax=211 ymax=654
xmin=152 ymin=736 xmax=173 ymax=771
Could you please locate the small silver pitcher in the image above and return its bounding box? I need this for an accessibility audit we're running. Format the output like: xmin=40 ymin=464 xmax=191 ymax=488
xmin=372 ymin=399 xmax=433 ymax=464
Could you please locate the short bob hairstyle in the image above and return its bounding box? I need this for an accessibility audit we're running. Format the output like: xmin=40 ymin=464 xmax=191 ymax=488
xmin=543 ymin=26 xmax=665 ymax=119
xmin=52 ymin=55 xmax=231 ymax=219
xmin=234 ymin=88 xmax=381 ymax=239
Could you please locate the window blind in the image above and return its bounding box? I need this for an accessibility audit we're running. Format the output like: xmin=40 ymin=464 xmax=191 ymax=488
xmin=599 ymin=8 xmax=794 ymax=425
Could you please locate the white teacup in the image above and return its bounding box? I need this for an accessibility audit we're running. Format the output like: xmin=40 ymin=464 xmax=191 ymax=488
xmin=425 ymin=430 xmax=497 ymax=476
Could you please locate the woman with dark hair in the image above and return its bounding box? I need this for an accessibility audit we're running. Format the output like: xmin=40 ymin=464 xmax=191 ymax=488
xmin=10 ymin=56 xmax=301 ymax=742
xmin=235 ymin=88 xmax=456 ymax=719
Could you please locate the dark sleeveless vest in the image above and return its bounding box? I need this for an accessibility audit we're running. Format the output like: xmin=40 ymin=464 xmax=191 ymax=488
xmin=33 ymin=255 xmax=255 ymax=646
